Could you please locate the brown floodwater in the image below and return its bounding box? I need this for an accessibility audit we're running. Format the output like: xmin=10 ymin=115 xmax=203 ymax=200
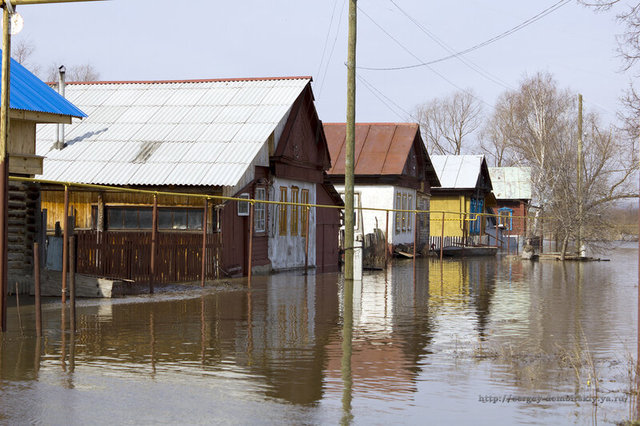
xmin=0 ymin=244 xmax=638 ymax=424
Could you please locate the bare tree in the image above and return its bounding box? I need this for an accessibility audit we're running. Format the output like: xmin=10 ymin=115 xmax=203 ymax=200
xmin=415 ymin=90 xmax=482 ymax=155
xmin=45 ymin=62 xmax=100 ymax=83
xmin=483 ymin=72 xmax=637 ymax=256
xmin=11 ymin=38 xmax=40 ymax=75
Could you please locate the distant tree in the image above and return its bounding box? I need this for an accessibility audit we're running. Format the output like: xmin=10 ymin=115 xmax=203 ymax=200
xmin=11 ymin=38 xmax=40 ymax=75
xmin=581 ymin=1 xmax=640 ymax=139
xmin=45 ymin=62 xmax=100 ymax=83
xmin=484 ymin=72 xmax=637 ymax=257
xmin=415 ymin=90 xmax=482 ymax=155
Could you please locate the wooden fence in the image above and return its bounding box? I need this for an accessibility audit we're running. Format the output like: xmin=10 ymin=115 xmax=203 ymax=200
xmin=76 ymin=230 xmax=220 ymax=283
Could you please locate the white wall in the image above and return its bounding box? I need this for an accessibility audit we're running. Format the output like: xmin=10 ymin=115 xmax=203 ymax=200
xmin=333 ymin=184 xmax=417 ymax=245
xmin=268 ymin=176 xmax=317 ymax=270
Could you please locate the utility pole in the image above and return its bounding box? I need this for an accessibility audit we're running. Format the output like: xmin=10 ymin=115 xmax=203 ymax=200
xmin=344 ymin=0 xmax=356 ymax=280
xmin=0 ymin=0 xmax=104 ymax=333
xmin=577 ymin=93 xmax=584 ymax=257
xmin=0 ymin=2 xmax=10 ymax=332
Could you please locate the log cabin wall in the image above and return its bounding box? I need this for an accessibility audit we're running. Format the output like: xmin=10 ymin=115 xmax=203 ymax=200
xmin=7 ymin=180 xmax=40 ymax=290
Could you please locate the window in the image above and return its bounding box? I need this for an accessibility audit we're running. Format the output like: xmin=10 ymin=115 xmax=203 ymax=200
xmin=237 ymin=193 xmax=250 ymax=216
xmin=407 ymin=194 xmax=413 ymax=231
xmin=279 ymin=186 xmax=288 ymax=236
xmin=301 ymin=189 xmax=309 ymax=236
xmin=402 ymin=193 xmax=408 ymax=231
xmin=469 ymin=198 xmax=484 ymax=235
xmin=254 ymin=188 xmax=266 ymax=233
xmin=291 ymin=186 xmax=299 ymax=235
xmin=106 ymin=206 xmax=203 ymax=230
xmin=498 ymin=207 xmax=513 ymax=231
xmin=395 ymin=192 xmax=402 ymax=233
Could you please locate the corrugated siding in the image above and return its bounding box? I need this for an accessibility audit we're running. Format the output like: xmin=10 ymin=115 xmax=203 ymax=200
xmin=37 ymin=78 xmax=310 ymax=187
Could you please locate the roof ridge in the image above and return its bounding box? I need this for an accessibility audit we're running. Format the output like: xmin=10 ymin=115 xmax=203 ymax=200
xmin=63 ymin=76 xmax=313 ymax=86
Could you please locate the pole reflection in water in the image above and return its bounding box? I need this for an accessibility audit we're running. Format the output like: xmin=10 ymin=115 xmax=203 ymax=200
xmin=61 ymin=305 xmax=66 ymax=372
xmin=201 ymin=296 xmax=206 ymax=365
xmin=149 ymin=311 xmax=156 ymax=375
xmin=34 ymin=337 xmax=41 ymax=376
xmin=341 ymin=279 xmax=354 ymax=425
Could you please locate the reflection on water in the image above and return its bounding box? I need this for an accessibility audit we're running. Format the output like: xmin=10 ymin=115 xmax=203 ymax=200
xmin=0 ymin=244 xmax=637 ymax=424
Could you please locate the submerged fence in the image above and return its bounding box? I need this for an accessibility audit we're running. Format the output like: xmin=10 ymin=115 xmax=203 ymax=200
xmin=76 ymin=230 xmax=220 ymax=283
xmin=8 ymin=176 xmax=539 ymax=291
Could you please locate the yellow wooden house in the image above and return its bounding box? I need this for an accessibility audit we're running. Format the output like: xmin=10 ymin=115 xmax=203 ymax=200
xmin=428 ymin=155 xmax=496 ymax=246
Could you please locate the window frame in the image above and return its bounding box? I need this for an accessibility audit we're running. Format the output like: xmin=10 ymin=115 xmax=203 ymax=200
xmin=301 ymin=189 xmax=309 ymax=236
xmin=279 ymin=186 xmax=288 ymax=236
xmin=237 ymin=193 xmax=250 ymax=217
xmin=254 ymin=187 xmax=266 ymax=233
xmin=291 ymin=186 xmax=299 ymax=236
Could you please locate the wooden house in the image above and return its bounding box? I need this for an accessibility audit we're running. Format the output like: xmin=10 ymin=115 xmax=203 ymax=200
xmin=324 ymin=123 xmax=440 ymax=253
xmin=35 ymin=77 xmax=342 ymax=281
xmin=488 ymin=167 xmax=532 ymax=236
xmin=4 ymin=55 xmax=85 ymax=288
xmin=429 ymin=155 xmax=496 ymax=247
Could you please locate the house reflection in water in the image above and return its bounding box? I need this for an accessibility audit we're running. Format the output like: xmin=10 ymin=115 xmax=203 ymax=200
xmin=325 ymin=261 xmax=433 ymax=401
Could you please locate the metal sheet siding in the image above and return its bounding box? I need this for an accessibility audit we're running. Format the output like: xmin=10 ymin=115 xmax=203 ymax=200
xmin=36 ymin=77 xmax=310 ymax=186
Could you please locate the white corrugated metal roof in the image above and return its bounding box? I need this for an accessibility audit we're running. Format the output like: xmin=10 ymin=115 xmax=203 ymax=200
xmin=36 ymin=77 xmax=311 ymax=187
xmin=488 ymin=167 xmax=532 ymax=200
xmin=430 ymin=155 xmax=485 ymax=189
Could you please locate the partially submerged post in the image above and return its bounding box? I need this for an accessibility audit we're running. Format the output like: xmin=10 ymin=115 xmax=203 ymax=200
xmin=69 ymin=235 xmax=76 ymax=332
xmin=201 ymin=199 xmax=208 ymax=288
xmin=304 ymin=205 xmax=310 ymax=272
xmin=440 ymin=212 xmax=444 ymax=261
xmin=150 ymin=194 xmax=157 ymax=294
xmin=61 ymin=185 xmax=69 ymax=303
xmin=34 ymin=242 xmax=41 ymax=337
xmin=247 ymin=202 xmax=254 ymax=287
xmin=343 ymin=0 xmax=357 ymax=281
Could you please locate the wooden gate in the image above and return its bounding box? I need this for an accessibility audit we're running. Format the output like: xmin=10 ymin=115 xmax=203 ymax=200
xmin=76 ymin=230 xmax=220 ymax=283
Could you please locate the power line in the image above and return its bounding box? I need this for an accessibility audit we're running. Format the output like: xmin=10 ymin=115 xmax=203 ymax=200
xmin=359 ymin=0 xmax=571 ymax=72
xmin=387 ymin=0 xmax=514 ymax=91
xmin=316 ymin=0 xmax=340 ymax=91
xmin=318 ymin=0 xmax=347 ymax=98
xmin=356 ymin=73 xmax=415 ymax=121
xmin=357 ymin=5 xmax=494 ymax=108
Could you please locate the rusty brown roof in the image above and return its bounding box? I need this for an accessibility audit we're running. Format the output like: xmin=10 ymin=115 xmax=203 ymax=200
xmin=324 ymin=123 xmax=422 ymax=176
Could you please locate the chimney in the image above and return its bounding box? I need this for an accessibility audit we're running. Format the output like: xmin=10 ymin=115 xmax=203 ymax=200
xmin=54 ymin=65 xmax=66 ymax=150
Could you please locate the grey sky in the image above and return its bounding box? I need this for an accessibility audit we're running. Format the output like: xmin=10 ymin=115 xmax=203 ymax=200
xmin=12 ymin=0 xmax=628 ymax=125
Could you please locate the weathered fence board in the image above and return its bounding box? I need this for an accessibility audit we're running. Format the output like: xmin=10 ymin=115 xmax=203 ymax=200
xmin=76 ymin=230 xmax=219 ymax=284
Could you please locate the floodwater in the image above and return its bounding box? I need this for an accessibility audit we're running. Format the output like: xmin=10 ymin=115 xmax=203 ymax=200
xmin=0 ymin=244 xmax=638 ymax=425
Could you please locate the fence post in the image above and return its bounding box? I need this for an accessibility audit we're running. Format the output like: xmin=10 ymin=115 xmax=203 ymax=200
xmin=440 ymin=212 xmax=444 ymax=261
xmin=150 ymin=195 xmax=157 ymax=294
xmin=69 ymin=236 xmax=76 ymax=333
xmin=385 ymin=210 xmax=389 ymax=267
xmin=413 ymin=210 xmax=417 ymax=261
xmin=201 ymin=199 xmax=208 ymax=288
xmin=62 ymin=185 xmax=69 ymax=304
xmin=248 ymin=202 xmax=254 ymax=288
xmin=304 ymin=206 xmax=310 ymax=272
xmin=34 ymin=242 xmax=41 ymax=337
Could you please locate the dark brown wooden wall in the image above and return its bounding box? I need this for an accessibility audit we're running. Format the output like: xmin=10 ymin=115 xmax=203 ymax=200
xmin=315 ymin=183 xmax=340 ymax=273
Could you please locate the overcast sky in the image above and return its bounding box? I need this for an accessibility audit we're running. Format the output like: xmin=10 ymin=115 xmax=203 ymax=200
xmin=11 ymin=0 xmax=629 ymax=126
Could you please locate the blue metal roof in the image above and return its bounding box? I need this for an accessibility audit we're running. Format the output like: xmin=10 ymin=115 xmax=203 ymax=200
xmin=3 ymin=50 xmax=86 ymax=118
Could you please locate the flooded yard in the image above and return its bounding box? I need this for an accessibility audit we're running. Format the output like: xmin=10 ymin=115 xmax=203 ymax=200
xmin=0 ymin=244 xmax=638 ymax=424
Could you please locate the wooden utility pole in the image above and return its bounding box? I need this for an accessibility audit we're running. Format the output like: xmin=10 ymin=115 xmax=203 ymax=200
xmin=0 ymin=2 xmax=10 ymax=332
xmin=577 ymin=94 xmax=584 ymax=256
xmin=344 ymin=0 xmax=357 ymax=280
xmin=0 ymin=0 xmax=105 ymax=333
